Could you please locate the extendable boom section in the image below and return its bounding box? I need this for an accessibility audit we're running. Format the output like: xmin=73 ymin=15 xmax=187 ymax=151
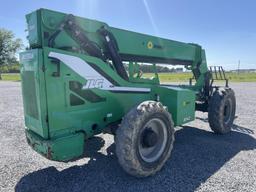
xmin=27 ymin=9 xmax=208 ymax=89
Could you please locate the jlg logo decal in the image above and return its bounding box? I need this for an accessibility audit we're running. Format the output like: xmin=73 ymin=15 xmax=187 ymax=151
xmin=84 ymin=79 xmax=105 ymax=89
xmin=48 ymin=52 xmax=150 ymax=93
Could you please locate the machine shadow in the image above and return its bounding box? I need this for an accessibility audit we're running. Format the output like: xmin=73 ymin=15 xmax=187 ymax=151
xmin=196 ymin=116 xmax=254 ymax=135
xmin=15 ymin=126 xmax=256 ymax=192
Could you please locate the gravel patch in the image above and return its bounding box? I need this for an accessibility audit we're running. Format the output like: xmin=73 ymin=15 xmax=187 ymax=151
xmin=0 ymin=81 xmax=255 ymax=192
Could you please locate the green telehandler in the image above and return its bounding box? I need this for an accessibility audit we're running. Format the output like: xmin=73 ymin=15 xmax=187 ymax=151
xmin=20 ymin=9 xmax=236 ymax=177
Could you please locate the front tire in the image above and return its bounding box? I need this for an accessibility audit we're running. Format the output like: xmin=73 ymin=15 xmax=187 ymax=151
xmin=208 ymin=88 xmax=236 ymax=134
xmin=115 ymin=101 xmax=175 ymax=177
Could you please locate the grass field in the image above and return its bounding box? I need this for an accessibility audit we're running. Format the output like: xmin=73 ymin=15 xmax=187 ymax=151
xmin=0 ymin=72 xmax=256 ymax=82
xmin=0 ymin=73 xmax=20 ymax=81
xmin=144 ymin=72 xmax=256 ymax=82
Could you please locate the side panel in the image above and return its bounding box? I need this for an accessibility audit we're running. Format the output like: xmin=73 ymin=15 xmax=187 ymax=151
xmin=26 ymin=10 xmax=41 ymax=47
xmin=26 ymin=9 xmax=107 ymax=49
xmin=43 ymin=47 xmax=153 ymax=139
xmin=20 ymin=49 xmax=49 ymax=138
xmin=152 ymin=86 xmax=195 ymax=125
xmin=110 ymin=27 xmax=196 ymax=63
xmin=176 ymin=88 xmax=196 ymax=124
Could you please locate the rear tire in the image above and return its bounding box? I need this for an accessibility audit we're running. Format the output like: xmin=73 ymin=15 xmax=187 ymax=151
xmin=115 ymin=101 xmax=175 ymax=177
xmin=208 ymin=88 xmax=236 ymax=134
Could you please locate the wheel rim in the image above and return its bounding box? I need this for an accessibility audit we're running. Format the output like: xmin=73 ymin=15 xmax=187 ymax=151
xmin=224 ymin=99 xmax=232 ymax=124
xmin=138 ymin=118 xmax=168 ymax=163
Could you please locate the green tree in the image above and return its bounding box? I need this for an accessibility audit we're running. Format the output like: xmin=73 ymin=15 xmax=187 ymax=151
xmin=0 ymin=28 xmax=23 ymax=79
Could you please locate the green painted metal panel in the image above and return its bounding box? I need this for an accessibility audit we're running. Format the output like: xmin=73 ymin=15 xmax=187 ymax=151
xmin=110 ymin=27 xmax=196 ymax=63
xmin=25 ymin=129 xmax=84 ymax=161
xmin=151 ymin=86 xmax=195 ymax=125
xmin=26 ymin=9 xmax=107 ymax=50
xmin=42 ymin=47 xmax=154 ymax=139
xmin=26 ymin=10 xmax=41 ymax=47
xmin=20 ymin=49 xmax=49 ymax=138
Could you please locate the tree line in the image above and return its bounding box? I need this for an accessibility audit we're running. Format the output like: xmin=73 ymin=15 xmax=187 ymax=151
xmin=0 ymin=28 xmax=23 ymax=79
xmin=124 ymin=63 xmax=183 ymax=73
xmin=138 ymin=64 xmax=183 ymax=73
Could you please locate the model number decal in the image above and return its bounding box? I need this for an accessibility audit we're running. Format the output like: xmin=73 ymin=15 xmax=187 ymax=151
xmin=183 ymin=116 xmax=191 ymax=122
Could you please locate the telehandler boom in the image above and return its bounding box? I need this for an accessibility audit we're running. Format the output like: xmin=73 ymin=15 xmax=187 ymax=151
xmin=20 ymin=9 xmax=236 ymax=177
